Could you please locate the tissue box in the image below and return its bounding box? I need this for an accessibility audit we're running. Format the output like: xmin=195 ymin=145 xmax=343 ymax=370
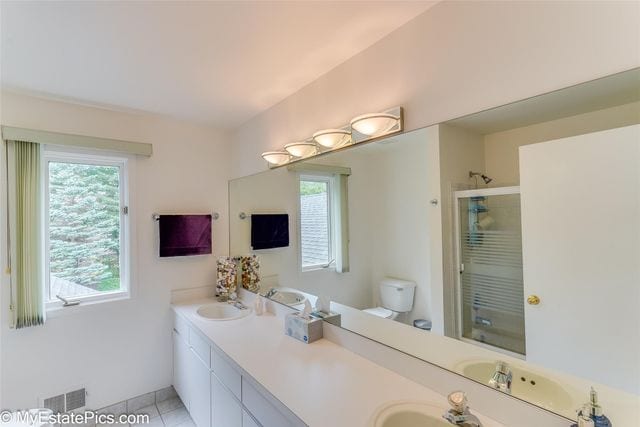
xmin=284 ymin=312 xmax=323 ymax=344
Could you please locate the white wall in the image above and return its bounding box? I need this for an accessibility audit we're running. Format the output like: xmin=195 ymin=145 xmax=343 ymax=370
xmin=367 ymin=131 xmax=433 ymax=324
xmin=0 ymin=92 xmax=231 ymax=410
xmin=484 ymin=101 xmax=640 ymax=185
xmin=230 ymin=0 xmax=640 ymax=178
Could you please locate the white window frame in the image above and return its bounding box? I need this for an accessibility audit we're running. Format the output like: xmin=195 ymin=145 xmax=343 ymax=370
xmin=298 ymin=173 xmax=335 ymax=272
xmin=43 ymin=147 xmax=130 ymax=310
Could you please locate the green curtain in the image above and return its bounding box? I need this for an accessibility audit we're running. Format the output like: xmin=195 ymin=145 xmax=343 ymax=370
xmin=11 ymin=140 xmax=45 ymax=328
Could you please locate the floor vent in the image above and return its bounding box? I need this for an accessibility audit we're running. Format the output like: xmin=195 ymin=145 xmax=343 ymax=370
xmin=42 ymin=394 xmax=65 ymax=414
xmin=65 ymin=388 xmax=86 ymax=411
xmin=41 ymin=387 xmax=86 ymax=413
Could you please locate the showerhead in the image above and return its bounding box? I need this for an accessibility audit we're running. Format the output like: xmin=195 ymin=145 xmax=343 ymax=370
xmin=468 ymin=171 xmax=493 ymax=185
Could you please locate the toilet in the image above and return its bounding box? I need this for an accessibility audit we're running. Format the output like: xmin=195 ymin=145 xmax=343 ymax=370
xmin=363 ymin=278 xmax=416 ymax=320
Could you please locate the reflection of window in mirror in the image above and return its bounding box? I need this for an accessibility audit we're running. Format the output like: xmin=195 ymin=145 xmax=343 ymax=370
xmin=299 ymin=174 xmax=335 ymax=272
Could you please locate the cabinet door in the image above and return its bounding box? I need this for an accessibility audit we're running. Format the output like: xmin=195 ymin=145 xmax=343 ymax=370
xmin=241 ymin=377 xmax=292 ymax=427
xmin=211 ymin=349 xmax=241 ymax=400
xmin=242 ymin=410 xmax=260 ymax=427
xmin=172 ymin=330 xmax=190 ymax=409
xmin=211 ymin=373 xmax=242 ymax=427
xmin=187 ymin=348 xmax=211 ymax=427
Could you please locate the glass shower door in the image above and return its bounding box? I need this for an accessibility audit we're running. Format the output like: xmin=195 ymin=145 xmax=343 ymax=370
xmin=456 ymin=189 xmax=525 ymax=355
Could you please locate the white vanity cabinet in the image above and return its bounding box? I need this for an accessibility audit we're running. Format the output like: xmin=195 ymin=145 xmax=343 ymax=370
xmin=212 ymin=373 xmax=242 ymax=427
xmin=241 ymin=377 xmax=294 ymax=427
xmin=186 ymin=327 xmax=212 ymax=427
xmin=187 ymin=348 xmax=211 ymax=427
xmin=172 ymin=330 xmax=190 ymax=409
xmin=173 ymin=312 xmax=305 ymax=427
xmin=242 ymin=411 xmax=260 ymax=427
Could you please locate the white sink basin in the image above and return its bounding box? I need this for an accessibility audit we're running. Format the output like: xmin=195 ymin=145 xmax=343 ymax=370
xmin=455 ymin=360 xmax=574 ymax=412
xmin=270 ymin=290 xmax=307 ymax=306
xmin=370 ymin=401 xmax=450 ymax=427
xmin=196 ymin=303 xmax=251 ymax=321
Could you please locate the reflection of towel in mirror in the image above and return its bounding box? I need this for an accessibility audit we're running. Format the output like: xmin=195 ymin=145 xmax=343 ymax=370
xmin=216 ymin=257 xmax=238 ymax=297
xmin=241 ymin=255 xmax=261 ymax=292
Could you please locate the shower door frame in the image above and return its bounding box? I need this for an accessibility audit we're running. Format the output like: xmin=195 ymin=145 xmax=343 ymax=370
xmin=453 ymin=185 xmax=524 ymax=359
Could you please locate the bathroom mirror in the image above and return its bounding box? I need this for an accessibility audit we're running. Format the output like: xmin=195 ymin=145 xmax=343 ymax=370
xmin=229 ymin=68 xmax=640 ymax=422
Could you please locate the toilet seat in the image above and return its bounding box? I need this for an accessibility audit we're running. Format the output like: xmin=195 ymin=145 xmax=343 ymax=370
xmin=363 ymin=306 xmax=395 ymax=319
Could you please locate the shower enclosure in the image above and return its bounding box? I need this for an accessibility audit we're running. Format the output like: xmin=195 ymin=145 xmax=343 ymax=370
xmin=454 ymin=186 xmax=525 ymax=356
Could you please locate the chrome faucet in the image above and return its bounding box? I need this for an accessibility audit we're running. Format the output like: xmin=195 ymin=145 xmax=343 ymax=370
xmin=443 ymin=391 xmax=483 ymax=427
xmin=263 ymin=288 xmax=278 ymax=298
xmin=233 ymin=301 xmax=248 ymax=310
xmin=488 ymin=361 xmax=512 ymax=394
xmin=226 ymin=292 xmax=248 ymax=310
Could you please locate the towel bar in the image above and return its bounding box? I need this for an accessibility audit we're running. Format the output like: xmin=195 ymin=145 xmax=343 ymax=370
xmin=152 ymin=212 xmax=219 ymax=221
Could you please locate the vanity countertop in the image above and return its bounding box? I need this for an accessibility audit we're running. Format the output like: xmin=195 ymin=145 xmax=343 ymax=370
xmin=172 ymin=298 xmax=504 ymax=427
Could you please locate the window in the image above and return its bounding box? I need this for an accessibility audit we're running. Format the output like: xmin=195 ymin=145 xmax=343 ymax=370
xmin=299 ymin=175 xmax=334 ymax=271
xmin=44 ymin=149 xmax=129 ymax=308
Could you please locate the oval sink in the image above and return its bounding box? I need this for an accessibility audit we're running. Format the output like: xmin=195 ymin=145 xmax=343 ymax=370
xmin=270 ymin=290 xmax=307 ymax=306
xmin=196 ymin=303 xmax=251 ymax=321
xmin=370 ymin=401 xmax=450 ymax=427
xmin=455 ymin=360 xmax=574 ymax=412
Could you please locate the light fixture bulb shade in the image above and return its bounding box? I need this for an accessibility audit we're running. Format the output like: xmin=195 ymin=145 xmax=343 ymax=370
xmin=261 ymin=151 xmax=290 ymax=165
xmin=284 ymin=142 xmax=317 ymax=158
xmin=350 ymin=113 xmax=399 ymax=137
xmin=312 ymin=129 xmax=352 ymax=148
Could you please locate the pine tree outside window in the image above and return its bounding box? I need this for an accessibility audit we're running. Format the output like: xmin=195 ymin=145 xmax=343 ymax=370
xmin=44 ymin=149 xmax=129 ymax=308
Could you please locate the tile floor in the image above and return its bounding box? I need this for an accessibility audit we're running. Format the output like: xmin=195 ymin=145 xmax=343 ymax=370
xmin=93 ymin=387 xmax=194 ymax=427
xmin=130 ymin=397 xmax=193 ymax=427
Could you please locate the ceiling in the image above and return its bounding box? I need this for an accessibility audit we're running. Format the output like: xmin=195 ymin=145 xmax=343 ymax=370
xmin=1 ymin=1 xmax=435 ymax=128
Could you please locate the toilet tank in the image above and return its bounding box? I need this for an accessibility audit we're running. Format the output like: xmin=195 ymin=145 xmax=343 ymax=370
xmin=379 ymin=278 xmax=416 ymax=312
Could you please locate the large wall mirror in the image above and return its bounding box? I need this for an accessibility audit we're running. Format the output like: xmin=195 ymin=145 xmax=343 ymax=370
xmin=229 ymin=68 xmax=640 ymax=424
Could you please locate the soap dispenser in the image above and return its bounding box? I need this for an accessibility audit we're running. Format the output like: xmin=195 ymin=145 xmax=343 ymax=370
xmin=579 ymin=388 xmax=612 ymax=427
xmin=253 ymin=295 xmax=264 ymax=316
xmin=571 ymin=405 xmax=594 ymax=427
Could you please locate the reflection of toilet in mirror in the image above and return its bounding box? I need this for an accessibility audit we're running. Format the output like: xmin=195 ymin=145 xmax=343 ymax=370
xmin=363 ymin=278 xmax=416 ymax=321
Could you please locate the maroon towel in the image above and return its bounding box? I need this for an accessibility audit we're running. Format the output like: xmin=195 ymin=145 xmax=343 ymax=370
xmin=159 ymin=214 xmax=212 ymax=257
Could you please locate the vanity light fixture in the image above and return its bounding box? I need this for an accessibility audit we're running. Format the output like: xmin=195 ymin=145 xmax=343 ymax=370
xmin=262 ymin=106 xmax=402 ymax=168
xmin=261 ymin=151 xmax=291 ymax=166
xmin=350 ymin=112 xmax=400 ymax=137
xmin=284 ymin=141 xmax=318 ymax=158
xmin=312 ymin=129 xmax=352 ymax=149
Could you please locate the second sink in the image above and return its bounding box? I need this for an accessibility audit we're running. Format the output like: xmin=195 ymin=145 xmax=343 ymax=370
xmin=455 ymin=360 xmax=574 ymax=412
xmin=270 ymin=290 xmax=307 ymax=306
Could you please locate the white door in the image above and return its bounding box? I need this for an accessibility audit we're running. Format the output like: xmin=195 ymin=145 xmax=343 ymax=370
xmin=187 ymin=348 xmax=212 ymax=427
xmin=211 ymin=373 xmax=242 ymax=427
xmin=519 ymin=124 xmax=640 ymax=394
xmin=172 ymin=330 xmax=190 ymax=409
